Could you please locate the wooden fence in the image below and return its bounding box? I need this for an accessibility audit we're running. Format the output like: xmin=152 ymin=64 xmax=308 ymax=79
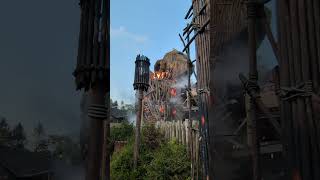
xmin=156 ymin=119 xmax=201 ymax=179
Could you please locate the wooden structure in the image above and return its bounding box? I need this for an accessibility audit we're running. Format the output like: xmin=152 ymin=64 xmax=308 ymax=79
xmin=181 ymin=0 xmax=319 ymax=179
xmin=277 ymin=0 xmax=320 ymax=179
xmin=73 ymin=0 xmax=110 ymax=179
xmin=133 ymin=55 xmax=150 ymax=169
xmin=182 ymin=0 xmax=211 ymax=178
xmin=143 ymin=50 xmax=196 ymax=124
xmin=180 ymin=0 xmax=286 ymax=179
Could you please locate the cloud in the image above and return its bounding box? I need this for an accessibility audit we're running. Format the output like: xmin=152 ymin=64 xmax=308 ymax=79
xmin=111 ymin=26 xmax=148 ymax=44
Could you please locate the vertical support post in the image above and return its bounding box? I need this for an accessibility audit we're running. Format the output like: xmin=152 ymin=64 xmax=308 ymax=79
xmin=247 ymin=1 xmax=260 ymax=180
xmin=86 ymin=81 xmax=107 ymax=180
xmin=133 ymin=90 xmax=144 ymax=169
xmin=186 ymin=34 xmax=195 ymax=179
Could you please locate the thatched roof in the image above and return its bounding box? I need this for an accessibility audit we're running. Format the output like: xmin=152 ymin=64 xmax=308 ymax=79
xmin=154 ymin=49 xmax=189 ymax=78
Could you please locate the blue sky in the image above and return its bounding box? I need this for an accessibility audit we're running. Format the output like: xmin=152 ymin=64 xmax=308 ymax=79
xmin=111 ymin=0 xmax=195 ymax=104
xmin=111 ymin=0 xmax=278 ymax=104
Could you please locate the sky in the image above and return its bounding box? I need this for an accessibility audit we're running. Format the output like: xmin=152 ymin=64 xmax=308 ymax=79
xmin=110 ymin=0 xmax=195 ymax=104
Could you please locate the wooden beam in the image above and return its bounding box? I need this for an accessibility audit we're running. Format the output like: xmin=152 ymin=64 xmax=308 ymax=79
xmin=185 ymin=5 xmax=193 ymax=19
xmin=182 ymin=19 xmax=210 ymax=52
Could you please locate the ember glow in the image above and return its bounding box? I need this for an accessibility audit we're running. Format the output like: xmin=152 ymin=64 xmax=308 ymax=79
xmin=159 ymin=105 xmax=165 ymax=113
xmin=172 ymin=108 xmax=177 ymax=116
xmin=152 ymin=71 xmax=169 ymax=80
xmin=201 ymin=115 xmax=205 ymax=126
xmin=170 ymin=88 xmax=177 ymax=97
xmin=292 ymin=169 xmax=301 ymax=180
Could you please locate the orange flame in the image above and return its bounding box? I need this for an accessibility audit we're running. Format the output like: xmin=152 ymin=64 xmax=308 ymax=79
xmin=170 ymin=88 xmax=177 ymax=97
xmin=159 ymin=106 xmax=165 ymax=113
xmin=153 ymin=71 xmax=169 ymax=80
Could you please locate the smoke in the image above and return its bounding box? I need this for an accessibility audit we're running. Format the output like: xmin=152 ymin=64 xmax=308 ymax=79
xmin=171 ymin=75 xmax=188 ymax=89
xmin=0 ymin=0 xmax=81 ymax=137
xmin=128 ymin=112 xmax=136 ymax=124
xmin=212 ymin=39 xmax=249 ymax=102
xmin=169 ymin=75 xmax=187 ymax=105
xmin=51 ymin=160 xmax=85 ymax=180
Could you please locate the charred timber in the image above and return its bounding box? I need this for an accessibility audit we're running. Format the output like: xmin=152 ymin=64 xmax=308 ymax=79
xmin=183 ymin=19 xmax=210 ymax=52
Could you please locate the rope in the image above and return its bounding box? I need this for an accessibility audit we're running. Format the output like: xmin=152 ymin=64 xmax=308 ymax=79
xmin=279 ymin=81 xmax=313 ymax=101
xmin=197 ymin=88 xmax=210 ymax=95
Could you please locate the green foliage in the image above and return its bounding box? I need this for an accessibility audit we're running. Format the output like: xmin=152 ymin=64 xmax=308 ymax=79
xmin=141 ymin=124 xmax=165 ymax=150
xmin=110 ymin=122 xmax=134 ymax=142
xmin=0 ymin=119 xmax=10 ymax=146
xmin=145 ymin=140 xmax=191 ymax=180
xmin=111 ymin=142 xmax=137 ymax=180
xmin=33 ymin=122 xmax=45 ymax=137
xmin=32 ymin=122 xmax=47 ymax=152
xmin=111 ymin=125 xmax=191 ymax=180
xmin=11 ymin=123 xmax=26 ymax=148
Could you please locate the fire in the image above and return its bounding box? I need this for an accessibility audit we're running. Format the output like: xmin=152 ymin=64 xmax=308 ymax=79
xmin=159 ymin=105 xmax=165 ymax=113
xmin=292 ymin=169 xmax=301 ymax=180
xmin=172 ymin=108 xmax=176 ymax=116
xmin=170 ymin=88 xmax=177 ymax=97
xmin=201 ymin=115 xmax=205 ymax=126
xmin=153 ymin=71 xmax=169 ymax=80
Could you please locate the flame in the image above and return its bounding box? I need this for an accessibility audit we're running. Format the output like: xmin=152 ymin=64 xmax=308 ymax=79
xmin=153 ymin=71 xmax=169 ymax=80
xmin=292 ymin=169 xmax=301 ymax=180
xmin=170 ymin=88 xmax=177 ymax=97
xmin=201 ymin=115 xmax=205 ymax=126
xmin=172 ymin=108 xmax=176 ymax=116
xmin=159 ymin=106 xmax=165 ymax=113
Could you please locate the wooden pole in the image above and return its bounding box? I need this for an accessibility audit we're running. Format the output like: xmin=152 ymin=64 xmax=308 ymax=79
xmin=297 ymin=1 xmax=320 ymax=178
xmin=100 ymin=1 xmax=110 ymax=179
xmin=86 ymin=81 xmax=107 ymax=180
xmin=247 ymin=1 xmax=260 ymax=179
xmin=277 ymin=1 xmax=292 ymax=178
xmin=133 ymin=90 xmax=143 ymax=169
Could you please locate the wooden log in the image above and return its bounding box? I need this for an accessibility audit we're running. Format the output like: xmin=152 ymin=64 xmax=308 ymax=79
xmin=182 ymin=120 xmax=186 ymax=145
xmin=298 ymin=1 xmax=320 ymax=178
xmin=76 ymin=2 xmax=86 ymax=69
xmin=133 ymin=90 xmax=144 ymax=169
xmin=277 ymin=2 xmax=293 ymax=177
xmin=305 ymin=0 xmax=319 ymax=92
xmin=92 ymin=0 xmax=102 ymax=81
xmin=312 ymin=0 xmax=320 ymax=72
xmin=84 ymin=0 xmax=95 ymax=81
xmin=247 ymin=1 xmax=261 ymax=179
xmin=288 ymin=1 xmax=303 ymax=178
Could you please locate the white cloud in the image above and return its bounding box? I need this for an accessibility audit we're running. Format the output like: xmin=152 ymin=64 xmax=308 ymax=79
xmin=111 ymin=26 xmax=148 ymax=44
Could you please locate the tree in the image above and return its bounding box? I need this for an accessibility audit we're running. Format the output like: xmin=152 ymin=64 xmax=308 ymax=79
xmin=11 ymin=123 xmax=26 ymax=148
xmin=34 ymin=122 xmax=45 ymax=137
xmin=0 ymin=118 xmax=11 ymax=147
xmin=121 ymin=101 xmax=125 ymax=110
xmin=33 ymin=122 xmax=47 ymax=151
xmin=113 ymin=100 xmax=118 ymax=108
